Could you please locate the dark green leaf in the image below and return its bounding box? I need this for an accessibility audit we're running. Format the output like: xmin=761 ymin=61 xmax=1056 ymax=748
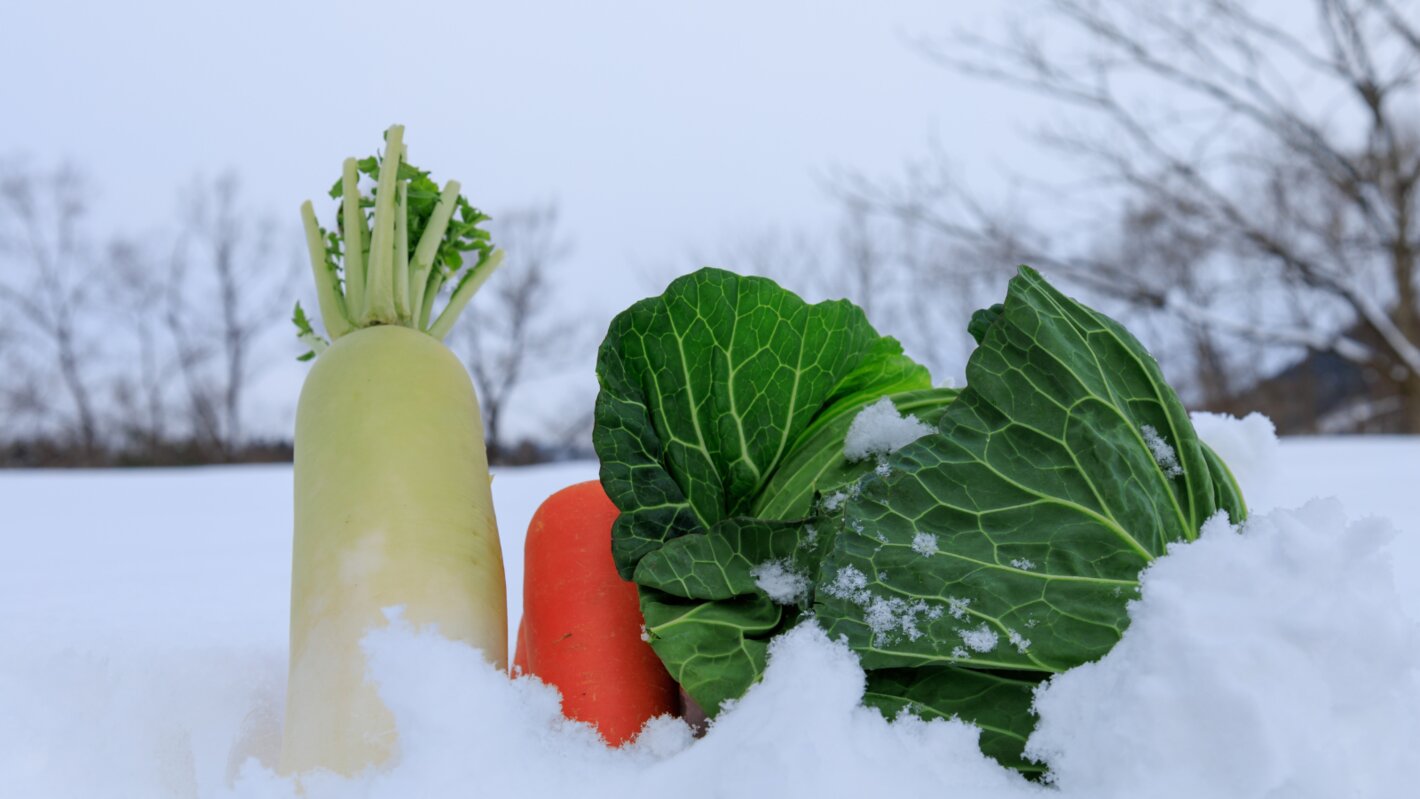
xmin=864 ymin=667 xmax=1046 ymax=775
xmin=967 ymin=303 xmax=1004 ymax=344
xmin=816 ymin=266 xmax=1246 ymax=763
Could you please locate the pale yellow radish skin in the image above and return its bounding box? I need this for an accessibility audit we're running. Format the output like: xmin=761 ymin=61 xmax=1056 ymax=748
xmin=280 ymin=325 xmax=506 ymax=775
xmin=279 ymin=125 xmax=508 ymax=776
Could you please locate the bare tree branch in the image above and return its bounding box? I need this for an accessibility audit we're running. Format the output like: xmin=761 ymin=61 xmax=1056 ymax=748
xmin=0 ymin=161 xmax=103 ymax=454
xmin=453 ymin=202 xmax=579 ymax=463
xmin=164 ymin=172 xmax=292 ymax=457
xmin=870 ymin=0 xmax=1420 ymax=431
xmin=107 ymin=238 xmax=172 ymax=450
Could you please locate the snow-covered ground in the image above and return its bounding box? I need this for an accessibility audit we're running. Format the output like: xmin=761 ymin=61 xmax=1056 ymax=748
xmin=2 ymin=416 xmax=1418 ymax=797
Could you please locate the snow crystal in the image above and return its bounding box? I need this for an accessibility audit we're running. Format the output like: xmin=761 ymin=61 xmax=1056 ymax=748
xmin=804 ymin=524 xmax=819 ymax=546
xmin=959 ymin=624 xmax=1000 ymax=653
xmin=1009 ymin=558 xmax=1035 ymax=570
xmin=843 ymin=397 xmax=935 ymax=463
xmin=946 ymin=596 xmax=971 ymax=620
xmin=825 ymin=565 xmax=870 ymax=602
xmin=824 ymin=565 xmax=937 ymax=645
xmin=863 ymin=596 xmax=935 ymax=643
xmin=1140 ymin=424 xmax=1184 ymax=477
xmin=912 ymin=532 xmax=938 ymax=557
xmin=1005 ymin=629 xmax=1031 ymax=653
xmin=820 ymin=481 xmax=862 ymax=514
xmin=751 ymin=560 xmax=809 ymax=605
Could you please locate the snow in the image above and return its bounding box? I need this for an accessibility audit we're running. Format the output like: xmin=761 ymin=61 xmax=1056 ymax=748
xmin=0 ymin=460 xmax=595 ymax=657
xmin=947 ymin=596 xmax=972 ymax=620
xmin=1191 ymin=412 xmax=1278 ymax=492
xmin=824 ymin=565 xmax=870 ymax=601
xmin=959 ymin=624 xmax=1000 ymax=653
xmin=843 ymin=397 xmax=935 ymax=462
xmin=750 ymin=560 xmax=809 ymax=605
xmin=1027 ymin=500 xmax=1420 ymax=797
xmin=1 ymin=419 xmax=1419 ymax=796
xmin=862 ymin=596 xmax=937 ymax=644
xmin=1005 ymin=629 xmax=1031 ymax=653
xmin=912 ymin=531 xmax=938 ymax=556
xmin=822 ymin=564 xmax=939 ymax=644
xmin=1140 ymin=423 xmax=1184 ymax=477
xmin=1199 ymin=508 xmax=1234 ymax=539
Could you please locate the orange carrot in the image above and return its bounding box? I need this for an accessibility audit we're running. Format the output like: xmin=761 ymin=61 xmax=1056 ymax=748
xmin=519 ymin=481 xmax=679 ymax=744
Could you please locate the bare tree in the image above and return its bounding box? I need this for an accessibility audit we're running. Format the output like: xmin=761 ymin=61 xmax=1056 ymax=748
xmin=0 ymin=288 xmax=44 ymax=444
xmin=107 ymin=238 xmax=172 ymax=452
xmin=0 ymin=162 xmax=103 ymax=455
xmin=164 ymin=173 xmax=292 ymax=457
xmin=454 ymin=203 xmax=577 ymax=463
xmin=850 ymin=0 xmax=1420 ymax=430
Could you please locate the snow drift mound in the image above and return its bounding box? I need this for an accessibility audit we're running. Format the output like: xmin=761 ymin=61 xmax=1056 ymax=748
xmin=224 ymin=501 xmax=1420 ymax=798
xmin=1 ymin=414 xmax=1418 ymax=797
xmin=1030 ymin=501 xmax=1420 ymax=797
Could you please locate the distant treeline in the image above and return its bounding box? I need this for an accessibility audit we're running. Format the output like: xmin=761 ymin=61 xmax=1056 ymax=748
xmin=0 ymin=435 xmax=587 ymax=469
xmin=0 ymin=160 xmax=594 ymax=467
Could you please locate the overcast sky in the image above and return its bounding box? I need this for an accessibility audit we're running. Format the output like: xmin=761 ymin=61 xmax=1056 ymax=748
xmin=4 ymin=1 xmax=1061 ymax=439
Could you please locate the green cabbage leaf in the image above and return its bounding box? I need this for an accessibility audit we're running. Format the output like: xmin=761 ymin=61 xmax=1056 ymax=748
xmin=593 ymin=265 xmax=1244 ymax=774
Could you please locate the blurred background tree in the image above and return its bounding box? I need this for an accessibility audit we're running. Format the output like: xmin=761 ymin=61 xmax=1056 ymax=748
xmin=452 ymin=202 xmax=589 ymax=465
xmin=839 ymin=0 xmax=1420 ymax=432
xmin=0 ymin=163 xmax=104 ymax=459
xmin=163 ymin=173 xmax=294 ymax=459
xmin=5 ymin=1 xmax=1420 ymax=466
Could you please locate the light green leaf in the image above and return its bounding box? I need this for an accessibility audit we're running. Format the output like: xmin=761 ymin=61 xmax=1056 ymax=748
xmin=633 ymin=518 xmax=803 ymax=601
xmin=593 ymin=267 xmax=944 ymax=713
xmin=639 ymin=589 xmax=787 ymax=714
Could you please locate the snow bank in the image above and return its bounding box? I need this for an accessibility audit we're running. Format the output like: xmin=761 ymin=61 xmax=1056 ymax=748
xmin=224 ymin=621 xmax=1025 ymax=799
xmin=0 ymin=645 xmax=286 ymax=798
xmin=1191 ymin=411 xmax=1279 ymax=500
xmin=238 ymin=501 xmax=1420 ymax=799
xmin=2 ymin=419 xmax=1419 ymax=797
xmin=1030 ymin=501 xmax=1420 ymax=798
